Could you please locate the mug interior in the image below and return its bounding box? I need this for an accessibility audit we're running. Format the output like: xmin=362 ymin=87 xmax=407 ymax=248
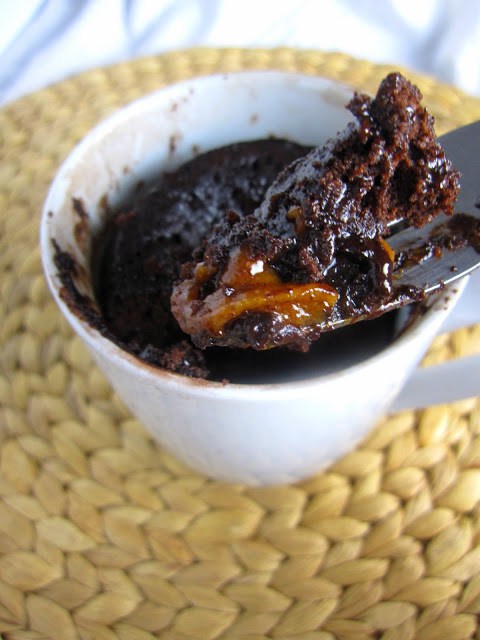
xmin=41 ymin=71 xmax=464 ymax=389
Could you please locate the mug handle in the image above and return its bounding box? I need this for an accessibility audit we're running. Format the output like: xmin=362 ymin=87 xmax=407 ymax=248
xmin=391 ymin=271 xmax=480 ymax=412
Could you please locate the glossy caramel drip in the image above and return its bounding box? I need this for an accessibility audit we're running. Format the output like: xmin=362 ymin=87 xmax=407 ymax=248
xmin=172 ymin=247 xmax=339 ymax=340
xmin=380 ymin=237 xmax=395 ymax=264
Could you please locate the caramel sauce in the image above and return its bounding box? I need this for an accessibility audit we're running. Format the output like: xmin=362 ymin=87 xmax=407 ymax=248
xmin=380 ymin=238 xmax=395 ymax=264
xmin=182 ymin=247 xmax=339 ymax=338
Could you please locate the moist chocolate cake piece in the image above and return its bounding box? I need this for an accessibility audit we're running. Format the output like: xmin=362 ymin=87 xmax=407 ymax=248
xmin=95 ymin=139 xmax=308 ymax=376
xmin=171 ymin=73 xmax=460 ymax=351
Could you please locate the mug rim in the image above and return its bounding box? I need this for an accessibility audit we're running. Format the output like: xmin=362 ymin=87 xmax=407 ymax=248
xmin=40 ymin=69 xmax=467 ymax=399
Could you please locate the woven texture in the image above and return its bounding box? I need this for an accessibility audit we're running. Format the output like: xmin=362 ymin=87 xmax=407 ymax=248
xmin=1 ymin=47 xmax=480 ymax=640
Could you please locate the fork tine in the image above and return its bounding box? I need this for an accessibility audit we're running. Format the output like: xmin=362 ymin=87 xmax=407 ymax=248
xmin=439 ymin=120 xmax=480 ymax=215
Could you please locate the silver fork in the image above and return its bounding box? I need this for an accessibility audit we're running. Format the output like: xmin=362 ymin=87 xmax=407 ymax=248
xmin=390 ymin=119 xmax=480 ymax=292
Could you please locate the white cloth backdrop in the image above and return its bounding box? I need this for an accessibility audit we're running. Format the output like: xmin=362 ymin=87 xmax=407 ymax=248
xmin=1 ymin=0 xmax=480 ymax=105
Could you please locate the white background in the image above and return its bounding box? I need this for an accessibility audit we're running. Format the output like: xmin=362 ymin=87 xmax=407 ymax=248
xmin=1 ymin=0 xmax=480 ymax=105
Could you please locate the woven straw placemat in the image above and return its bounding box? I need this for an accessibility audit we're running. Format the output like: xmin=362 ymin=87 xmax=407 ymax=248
xmin=1 ymin=47 xmax=480 ymax=640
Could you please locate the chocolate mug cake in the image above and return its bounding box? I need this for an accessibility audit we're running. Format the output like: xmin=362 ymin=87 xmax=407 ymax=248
xmin=86 ymin=74 xmax=459 ymax=381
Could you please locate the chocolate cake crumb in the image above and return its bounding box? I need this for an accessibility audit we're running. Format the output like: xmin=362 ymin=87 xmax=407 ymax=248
xmin=141 ymin=341 xmax=209 ymax=378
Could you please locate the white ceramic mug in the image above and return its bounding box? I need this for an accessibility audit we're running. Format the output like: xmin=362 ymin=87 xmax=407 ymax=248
xmin=41 ymin=71 xmax=476 ymax=485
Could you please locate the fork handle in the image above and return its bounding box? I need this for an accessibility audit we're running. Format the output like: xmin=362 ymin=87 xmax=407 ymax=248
xmin=440 ymin=270 xmax=480 ymax=332
xmin=391 ymin=270 xmax=480 ymax=412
